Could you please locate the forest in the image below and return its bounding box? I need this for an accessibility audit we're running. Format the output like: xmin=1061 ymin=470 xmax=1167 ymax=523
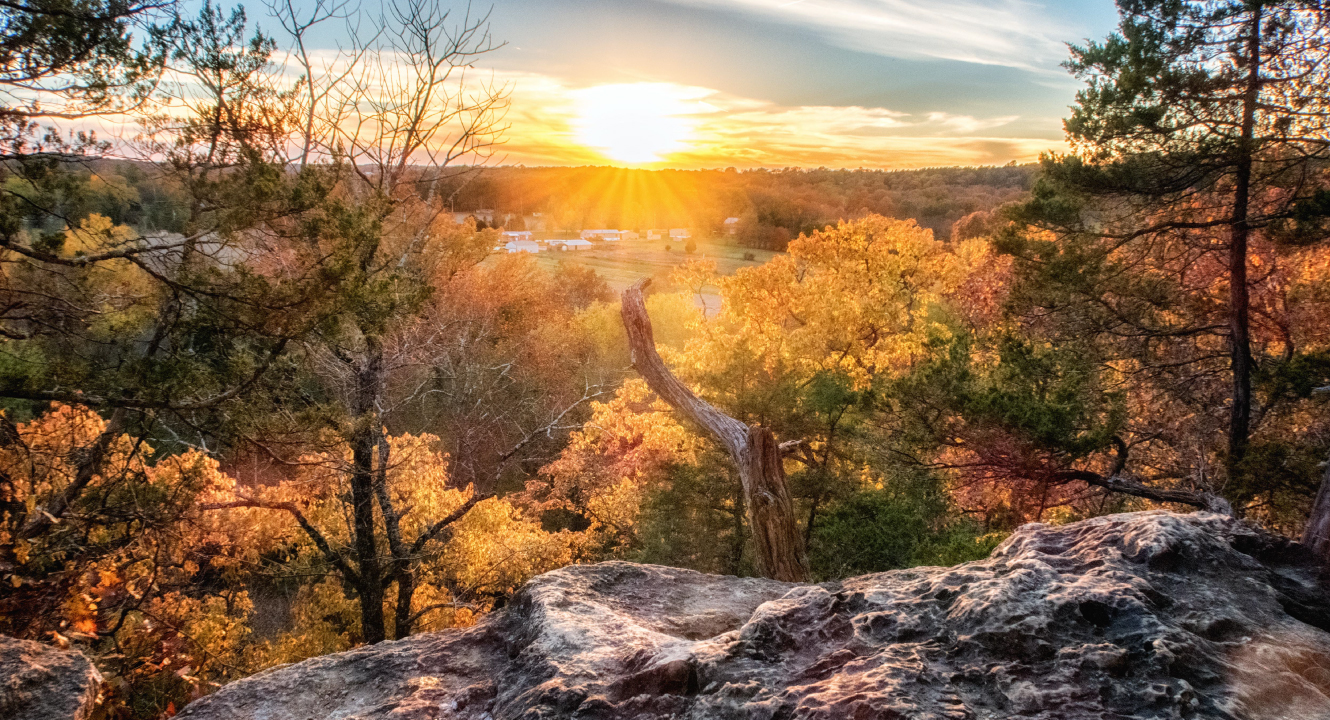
xmin=2 ymin=0 xmax=1330 ymax=718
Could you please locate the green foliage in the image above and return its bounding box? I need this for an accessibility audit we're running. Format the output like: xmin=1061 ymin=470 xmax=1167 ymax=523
xmin=632 ymin=456 xmax=754 ymax=577
xmin=0 ymin=0 xmax=168 ymax=117
xmin=808 ymin=470 xmax=1002 ymax=580
xmin=969 ymin=335 xmax=1124 ymax=457
xmin=999 ymin=0 xmax=1330 ymax=518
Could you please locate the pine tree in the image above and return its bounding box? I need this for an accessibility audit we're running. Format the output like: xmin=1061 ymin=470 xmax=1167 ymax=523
xmin=1009 ymin=0 xmax=1330 ymax=487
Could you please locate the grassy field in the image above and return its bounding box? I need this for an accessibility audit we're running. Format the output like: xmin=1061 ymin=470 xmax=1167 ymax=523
xmin=523 ymin=239 xmax=780 ymax=295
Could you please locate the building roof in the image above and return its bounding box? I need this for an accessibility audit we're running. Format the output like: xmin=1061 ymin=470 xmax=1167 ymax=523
xmin=504 ymin=239 xmax=541 ymax=252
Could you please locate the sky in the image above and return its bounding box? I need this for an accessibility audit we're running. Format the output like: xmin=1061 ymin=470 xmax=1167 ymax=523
xmin=299 ymin=0 xmax=1125 ymax=169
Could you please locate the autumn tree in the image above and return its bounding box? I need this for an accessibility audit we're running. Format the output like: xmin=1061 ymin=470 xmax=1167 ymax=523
xmin=676 ymin=216 xmax=1004 ymax=538
xmin=0 ymin=405 xmax=275 ymax=715
xmin=1010 ymin=0 xmax=1330 ymax=493
xmin=0 ymin=0 xmax=340 ymax=664
xmin=541 ymin=217 xmax=1006 ymax=579
xmin=206 ymin=433 xmax=579 ymax=654
xmin=209 ymin=0 xmax=616 ymax=645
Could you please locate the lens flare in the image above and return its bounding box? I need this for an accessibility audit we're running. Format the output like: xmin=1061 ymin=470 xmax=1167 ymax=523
xmin=571 ymin=83 xmax=704 ymax=164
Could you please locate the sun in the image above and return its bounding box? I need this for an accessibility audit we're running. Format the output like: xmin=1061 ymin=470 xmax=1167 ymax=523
xmin=571 ymin=83 xmax=703 ymax=164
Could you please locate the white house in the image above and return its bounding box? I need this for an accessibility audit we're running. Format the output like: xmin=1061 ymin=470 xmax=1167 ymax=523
xmin=504 ymin=239 xmax=542 ymax=254
xmin=647 ymin=229 xmax=666 ymax=240
xmin=669 ymin=228 xmax=691 ymax=241
xmin=580 ymin=229 xmax=623 ymax=241
xmin=723 ymin=217 xmax=740 ymax=235
xmin=560 ymin=238 xmax=593 ymax=251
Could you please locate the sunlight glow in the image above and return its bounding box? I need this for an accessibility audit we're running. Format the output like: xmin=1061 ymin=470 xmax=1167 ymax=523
xmin=571 ymin=83 xmax=706 ymax=164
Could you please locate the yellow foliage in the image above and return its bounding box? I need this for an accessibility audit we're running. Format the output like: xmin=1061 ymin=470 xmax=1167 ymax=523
xmin=529 ymin=380 xmax=701 ymax=550
xmin=575 ymin=291 xmax=703 ymax=367
xmin=682 ymin=216 xmax=992 ymax=391
xmin=0 ymin=404 xmax=260 ymax=699
xmin=50 ymin=214 xmax=160 ymax=337
xmin=210 ymin=432 xmax=579 ymax=662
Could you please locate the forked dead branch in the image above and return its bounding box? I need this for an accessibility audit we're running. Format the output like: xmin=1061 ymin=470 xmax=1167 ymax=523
xmin=620 ymin=278 xmax=809 ymax=582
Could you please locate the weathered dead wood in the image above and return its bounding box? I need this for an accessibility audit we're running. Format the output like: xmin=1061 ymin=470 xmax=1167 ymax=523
xmin=1306 ymin=387 xmax=1330 ymax=571
xmin=621 ymin=279 xmax=809 ymax=582
xmin=1303 ymin=457 xmax=1330 ymax=571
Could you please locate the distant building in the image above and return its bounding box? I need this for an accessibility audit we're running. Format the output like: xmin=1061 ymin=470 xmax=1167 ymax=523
xmin=559 ymin=238 xmax=593 ymax=251
xmin=621 ymin=231 xmax=640 ymax=241
xmin=504 ymin=239 xmax=541 ymax=254
xmin=501 ymin=230 xmax=533 ymax=242
xmin=581 ymin=229 xmax=623 ymax=241
xmin=647 ymin=229 xmax=666 ymax=241
xmin=723 ymin=217 xmax=740 ymax=235
xmin=454 ymin=209 xmax=496 ymax=226
xmin=669 ymin=228 xmax=691 ymax=241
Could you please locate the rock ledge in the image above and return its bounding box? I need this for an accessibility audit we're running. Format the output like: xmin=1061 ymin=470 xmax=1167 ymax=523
xmin=179 ymin=511 xmax=1330 ymax=720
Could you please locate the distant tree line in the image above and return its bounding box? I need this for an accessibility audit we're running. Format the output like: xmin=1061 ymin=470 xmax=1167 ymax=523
xmin=430 ymin=164 xmax=1036 ymax=249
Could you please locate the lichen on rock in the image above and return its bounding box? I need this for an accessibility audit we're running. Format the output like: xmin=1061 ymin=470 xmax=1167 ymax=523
xmin=0 ymin=636 xmax=103 ymax=720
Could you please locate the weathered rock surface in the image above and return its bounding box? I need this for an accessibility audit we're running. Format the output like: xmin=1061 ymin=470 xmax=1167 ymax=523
xmin=0 ymin=635 xmax=103 ymax=720
xmin=178 ymin=511 xmax=1330 ymax=720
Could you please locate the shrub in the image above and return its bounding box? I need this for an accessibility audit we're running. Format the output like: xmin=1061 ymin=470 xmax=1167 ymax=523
xmin=808 ymin=472 xmax=1005 ymax=579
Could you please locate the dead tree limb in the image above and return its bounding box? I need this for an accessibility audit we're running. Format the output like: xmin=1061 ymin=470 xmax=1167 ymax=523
xmin=1054 ymin=438 xmax=1233 ymax=515
xmin=1056 ymin=470 xmax=1232 ymax=513
xmin=621 ymin=279 xmax=809 ymax=582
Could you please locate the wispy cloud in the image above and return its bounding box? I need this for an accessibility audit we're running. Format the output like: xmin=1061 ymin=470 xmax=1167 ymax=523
xmin=660 ymin=0 xmax=1072 ymax=70
xmin=924 ymin=112 xmax=1021 ymax=134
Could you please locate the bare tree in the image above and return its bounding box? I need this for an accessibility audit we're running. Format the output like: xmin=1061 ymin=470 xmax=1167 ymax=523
xmin=233 ymin=0 xmax=513 ymax=643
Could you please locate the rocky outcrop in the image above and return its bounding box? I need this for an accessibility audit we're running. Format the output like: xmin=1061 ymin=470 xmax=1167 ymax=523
xmin=178 ymin=511 xmax=1330 ymax=720
xmin=0 ymin=636 xmax=102 ymax=720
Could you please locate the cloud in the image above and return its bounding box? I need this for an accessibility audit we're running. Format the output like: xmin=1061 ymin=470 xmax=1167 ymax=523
xmin=496 ymin=74 xmax=1065 ymax=168
xmin=924 ymin=112 xmax=1021 ymax=134
xmin=658 ymin=0 xmax=1072 ymax=70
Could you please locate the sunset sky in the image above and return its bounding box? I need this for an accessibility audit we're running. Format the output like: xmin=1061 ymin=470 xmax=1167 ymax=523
xmin=471 ymin=0 xmax=1122 ymax=169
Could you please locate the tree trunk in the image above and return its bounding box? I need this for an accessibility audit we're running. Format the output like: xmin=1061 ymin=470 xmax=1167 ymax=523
xmin=374 ymin=429 xmax=418 ymax=641
xmin=351 ymin=337 xmax=386 ymax=644
xmin=1227 ymin=7 xmax=1261 ymax=483
xmin=621 ymin=279 xmax=809 ymax=582
xmin=393 ymin=572 xmax=416 ymax=640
